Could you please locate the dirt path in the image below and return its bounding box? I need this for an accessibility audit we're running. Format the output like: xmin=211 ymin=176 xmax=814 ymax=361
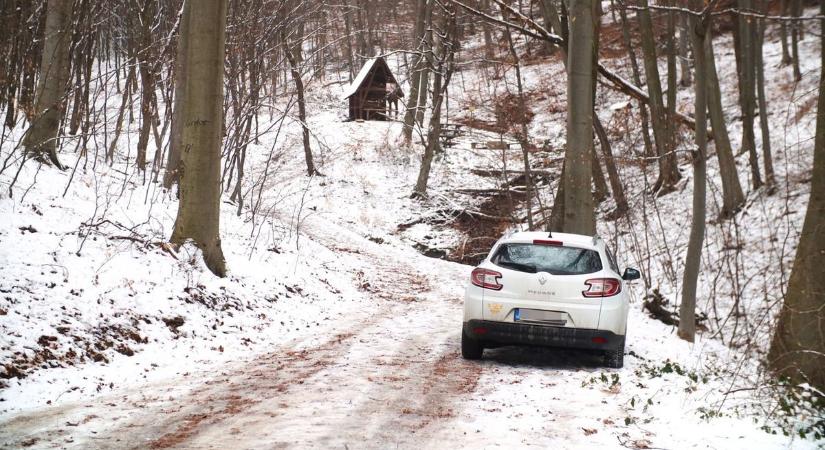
xmin=0 ymin=175 xmax=633 ymax=450
xmin=0 ymin=213 xmax=489 ymax=450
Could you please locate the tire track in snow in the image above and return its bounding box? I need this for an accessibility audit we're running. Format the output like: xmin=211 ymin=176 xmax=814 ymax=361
xmin=0 ymin=209 xmax=481 ymax=449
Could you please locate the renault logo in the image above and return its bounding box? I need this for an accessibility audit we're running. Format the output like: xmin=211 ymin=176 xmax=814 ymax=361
xmin=538 ymin=274 xmax=547 ymax=285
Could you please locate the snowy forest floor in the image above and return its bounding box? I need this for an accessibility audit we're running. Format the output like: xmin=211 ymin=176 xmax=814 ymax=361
xmin=1 ymin=114 xmax=821 ymax=448
xmin=2 ymin=7 xmax=825 ymax=450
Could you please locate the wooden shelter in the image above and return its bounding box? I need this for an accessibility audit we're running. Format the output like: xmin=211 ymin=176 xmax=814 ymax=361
xmin=343 ymin=57 xmax=404 ymax=121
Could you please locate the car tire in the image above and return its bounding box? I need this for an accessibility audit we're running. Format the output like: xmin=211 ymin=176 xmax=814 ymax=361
xmin=461 ymin=331 xmax=483 ymax=360
xmin=604 ymin=338 xmax=625 ymax=368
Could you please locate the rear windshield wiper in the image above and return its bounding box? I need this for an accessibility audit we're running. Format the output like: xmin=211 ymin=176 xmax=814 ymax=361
xmin=496 ymin=260 xmax=537 ymax=273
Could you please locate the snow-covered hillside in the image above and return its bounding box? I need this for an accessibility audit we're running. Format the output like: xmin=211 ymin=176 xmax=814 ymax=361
xmin=1 ymin=4 xmax=823 ymax=450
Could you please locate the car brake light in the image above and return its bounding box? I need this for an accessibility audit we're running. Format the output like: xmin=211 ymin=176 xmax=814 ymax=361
xmin=533 ymin=239 xmax=563 ymax=246
xmin=471 ymin=268 xmax=503 ymax=290
xmin=583 ymin=278 xmax=621 ymax=297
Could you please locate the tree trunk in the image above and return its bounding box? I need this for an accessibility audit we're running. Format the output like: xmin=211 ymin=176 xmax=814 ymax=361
xmin=504 ymin=20 xmax=534 ymax=229
xmin=23 ymin=0 xmax=73 ymax=169
xmin=283 ymin=28 xmax=317 ymax=176
xmin=482 ymin=0 xmax=495 ymax=60
xmin=754 ymin=4 xmax=774 ymax=192
xmin=679 ymin=0 xmax=709 ymax=343
xmin=548 ymin=161 xmax=565 ymax=232
xmin=779 ymin=0 xmax=792 ymax=66
xmin=402 ymin=0 xmax=428 ymax=143
xmin=343 ymin=1 xmax=355 ymax=81
xmin=617 ymin=2 xmax=654 ymax=159
xmin=413 ymin=66 xmax=443 ymax=198
xmin=415 ymin=0 xmax=434 ymax=129
xmin=678 ymin=11 xmax=691 ymax=87
xmin=413 ymin=7 xmax=456 ymax=197
xmin=591 ymin=144 xmax=608 ymax=204
xmin=165 ymin=15 xmax=186 ymax=186
xmin=790 ymin=0 xmax=801 ymax=81
xmin=594 ymin=112 xmax=627 ymax=216
xmin=636 ymin=0 xmax=680 ymax=195
xmin=164 ymin=5 xmax=188 ymax=189
xmin=561 ymin=0 xmax=595 ymax=235
xmin=538 ymin=0 xmax=559 ymax=56
xmin=735 ymin=0 xmax=762 ymax=191
xmin=705 ymin=34 xmax=746 ymax=218
xmin=170 ymin=0 xmax=228 ymax=277
xmin=768 ymin=1 xmax=825 ymax=392
xmin=590 ymin=0 xmax=607 ymax=206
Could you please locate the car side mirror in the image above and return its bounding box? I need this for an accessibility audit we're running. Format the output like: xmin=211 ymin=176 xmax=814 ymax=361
xmin=622 ymin=268 xmax=641 ymax=281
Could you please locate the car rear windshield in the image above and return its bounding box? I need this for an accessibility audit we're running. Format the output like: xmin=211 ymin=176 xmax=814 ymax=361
xmin=491 ymin=243 xmax=603 ymax=275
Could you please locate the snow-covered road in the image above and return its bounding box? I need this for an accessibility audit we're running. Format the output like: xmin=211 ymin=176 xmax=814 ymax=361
xmin=0 ymin=209 xmax=629 ymax=449
xmin=3 ymin=206 xmax=802 ymax=450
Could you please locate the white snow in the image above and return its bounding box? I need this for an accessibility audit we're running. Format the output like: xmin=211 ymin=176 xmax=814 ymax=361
xmin=342 ymin=57 xmax=379 ymax=99
xmin=0 ymin=6 xmax=823 ymax=450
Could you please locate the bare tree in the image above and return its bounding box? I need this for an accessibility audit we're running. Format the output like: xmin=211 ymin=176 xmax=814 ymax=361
xmin=23 ymin=0 xmax=74 ymax=169
xmin=282 ymin=20 xmax=318 ymax=177
xmin=635 ymin=0 xmax=681 ymax=195
xmin=170 ymin=0 xmax=228 ymax=277
xmin=402 ymin=0 xmax=429 ymax=143
xmin=164 ymin=4 xmax=188 ymax=189
xmin=754 ymin=0 xmax=774 ymax=192
xmin=561 ymin=0 xmax=596 ymax=235
xmin=768 ymin=0 xmax=825 ymax=393
xmin=413 ymin=2 xmax=457 ymax=198
xmin=734 ymin=0 xmax=762 ymax=191
xmin=705 ymin=32 xmax=746 ymax=218
xmin=679 ymin=0 xmax=712 ymax=343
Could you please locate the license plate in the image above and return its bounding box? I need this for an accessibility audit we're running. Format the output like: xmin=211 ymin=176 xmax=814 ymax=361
xmin=515 ymin=308 xmax=566 ymax=324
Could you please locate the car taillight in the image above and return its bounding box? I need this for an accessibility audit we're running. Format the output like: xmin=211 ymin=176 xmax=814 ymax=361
xmin=471 ymin=268 xmax=503 ymax=290
xmin=583 ymin=278 xmax=621 ymax=297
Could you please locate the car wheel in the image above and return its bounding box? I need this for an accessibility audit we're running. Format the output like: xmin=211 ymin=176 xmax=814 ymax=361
xmin=461 ymin=331 xmax=483 ymax=360
xmin=604 ymin=338 xmax=625 ymax=368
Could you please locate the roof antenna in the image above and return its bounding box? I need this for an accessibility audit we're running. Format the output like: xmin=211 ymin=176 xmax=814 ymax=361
xmin=548 ymin=231 xmax=553 ymax=238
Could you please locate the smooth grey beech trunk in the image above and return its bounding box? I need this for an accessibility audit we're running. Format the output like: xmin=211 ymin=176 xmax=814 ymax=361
xmin=23 ymin=0 xmax=73 ymax=169
xmin=617 ymin=1 xmax=654 ymax=159
xmin=768 ymin=1 xmax=825 ymax=394
xmin=282 ymin=25 xmax=317 ymax=177
xmin=562 ymin=0 xmax=595 ymax=235
xmin=413 ymin=8 xmax=456 ymax=198
xmin=680 ymin=0 xmax=709 ymax=343
xmin=754 ymin=6 xmax=774 ymax=191
xmin=635 ymin=0 xmax=680 ymax=195
xmin=164 ymin=2 xmax=189 ymax=189
xmin=414 ymin=0 xmax=433 ymax=130
xmin=170 ymin=0 xmax=228 ymax=277
xmin=678 ymin=11 xmax=691 ymax=87
xmin=735 ymin=0 xmax=762 ymax=191
xmin=594 ymin=113 xmax=628 ymax=216
xmin=705 ymin=34 xmax=746 ymax=218
xmin=402 ymin=0 xmax=428 ymax=143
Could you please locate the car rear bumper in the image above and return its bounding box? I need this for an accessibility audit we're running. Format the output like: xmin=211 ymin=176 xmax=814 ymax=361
xmin=463 ymin=320 xmax=624 ymax=351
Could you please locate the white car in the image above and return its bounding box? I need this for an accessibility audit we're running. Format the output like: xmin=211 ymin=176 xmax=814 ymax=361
xmin=461 ymin=231 xmax=640 ymax=368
